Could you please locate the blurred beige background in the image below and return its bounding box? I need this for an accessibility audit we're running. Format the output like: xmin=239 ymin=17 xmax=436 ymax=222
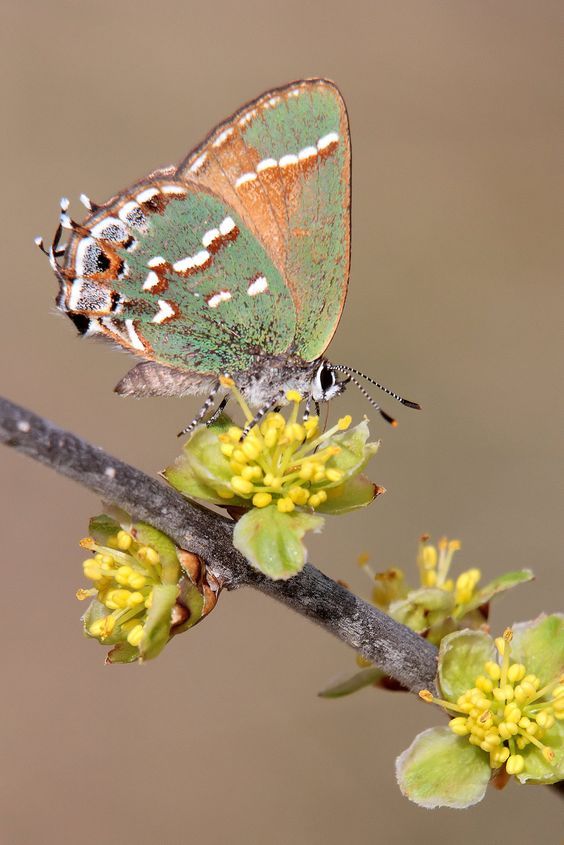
xmin=1 ymin=1 xmax=563 ymax=842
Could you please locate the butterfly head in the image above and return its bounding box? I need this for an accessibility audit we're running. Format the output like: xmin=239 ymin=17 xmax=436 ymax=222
xmin=309 ymin=360 xmax=421 ymax=427
xmin=311 ymin=360 xmax=350 ymax=402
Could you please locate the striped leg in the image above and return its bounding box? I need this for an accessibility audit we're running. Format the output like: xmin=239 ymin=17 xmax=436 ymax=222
xmin=177 ymin=381 xmax=220 ymax=437
xmin=205 ymin=395 xmax=229 ymax=426
xmin=241 ymin=389 xmax=286 ymax=440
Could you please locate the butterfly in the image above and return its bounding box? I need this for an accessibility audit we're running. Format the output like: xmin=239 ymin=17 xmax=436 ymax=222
xmin=38 ymin=78 xmax=420 ymax=434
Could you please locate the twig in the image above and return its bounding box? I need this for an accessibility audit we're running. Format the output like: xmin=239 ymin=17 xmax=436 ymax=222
xmin=0 ymin=395 xmax=438 ymax=692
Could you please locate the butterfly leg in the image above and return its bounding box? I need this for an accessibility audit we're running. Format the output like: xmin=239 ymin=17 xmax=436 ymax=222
xmin=205 ymin=395 xmax=230 ymax=427
xmin=177 ymin=381 xmax=220 ymax=437
xmin=302 ymin=397 xmax=311 ymax=422
xmin=241 ymin=389 xmax=286 ymax=440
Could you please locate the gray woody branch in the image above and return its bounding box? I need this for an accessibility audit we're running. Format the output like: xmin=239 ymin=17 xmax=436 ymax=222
xmin=0 ymin=395 xmax=437 ymax=693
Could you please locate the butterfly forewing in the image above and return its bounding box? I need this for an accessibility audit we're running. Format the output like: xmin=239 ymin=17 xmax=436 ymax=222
xmin=59 ymin=179 xmax=296 ymax=374
xmin=177 ymin=78 xmax=351 ymax=361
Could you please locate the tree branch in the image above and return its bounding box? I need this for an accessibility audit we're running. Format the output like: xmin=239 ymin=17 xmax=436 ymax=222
xmin=0 ymin=395 xmax=437 ymax=692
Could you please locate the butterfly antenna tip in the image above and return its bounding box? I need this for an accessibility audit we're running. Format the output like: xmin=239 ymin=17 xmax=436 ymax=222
xmin=349 ymin=376 xmax=398 ymax=427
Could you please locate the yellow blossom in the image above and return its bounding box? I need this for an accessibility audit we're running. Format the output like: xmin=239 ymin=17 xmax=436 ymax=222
xmin=420 ymin=628 xmax=563 ymax=775
xmin=79 ymin=528 xmax=169 ymax=651
xmin=214 ymin=385 xmax=360 ymax=513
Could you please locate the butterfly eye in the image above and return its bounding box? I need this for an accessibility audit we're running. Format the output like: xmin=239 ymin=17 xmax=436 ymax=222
xmin=320 ymin=365 xmax=336 ymax=392
xmin=313 ymin=363 xmax=340 ymax=401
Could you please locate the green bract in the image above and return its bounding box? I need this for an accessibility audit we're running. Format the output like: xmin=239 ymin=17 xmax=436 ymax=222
xmin=233 ymin=507 xmax=324 ymax=580
xmin=396 ymin=727 xmax=492 ymax=809
xmin=78 ymin=514 xmax=220 ymax=663
xmin=164 ymin=390 xmax=382 ymax=580
xmin=396 ymin=615 xmax=564 ymax=808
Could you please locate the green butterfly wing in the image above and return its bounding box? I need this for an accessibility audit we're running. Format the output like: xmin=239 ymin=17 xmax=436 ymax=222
xmin=59 ymin=178 xmax=296 ymax=374
xmin=177 ymin=78 xmax=351 ymax=362
xmin=57 ymin=79 xmax=349 ymax=376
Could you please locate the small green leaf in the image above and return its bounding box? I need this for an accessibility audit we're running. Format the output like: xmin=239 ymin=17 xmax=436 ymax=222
xmin=134 ymin=522 xmax=180 ymax=585
xmin=106 ymin=642 xmax=140 ymax=664
xmin=407 ymin=587 xmax=456 ymax=612
xmin=389 ymin=589 xmax=455 ymax=633
xmin=424 ymin=616 xmax=459 ymax=646
xmin=233 ymin=505 xmax=324 ymax=580
xmin=174 ymin=577 xmax=205 ymax=632
xmin=139 ymin=584 xmax=178 ymax=661
xmin=326 ymin=420 xmax=379 ymax=480
xmin=388 ymin=598 xmax=428 ymax=633
xmin=438 ymin=630 xmax=496 ymax=701
xmin=315 ymin=475 xmax=383 ymax=514
xmin=163 ymin=463 xmax=231 ymax=505
xmin=163 ymin=416 xmax=247 ymax=506
xmin=517 ymin=719 xmax=564 ymax=784
xmin=396 ymin=726 xmax=491 ymax=808
xmin=82 ymin=599 xmax=120 ymax=646
xmin=318 ymin=667 xmax=385 ymax=698
xmin=454 ymin=569 xmax=534 ymax=618
xmin=511 ymin=613 xmax=564 ymax=687
xmin=88 ymin=514 xmax=121 ymax=544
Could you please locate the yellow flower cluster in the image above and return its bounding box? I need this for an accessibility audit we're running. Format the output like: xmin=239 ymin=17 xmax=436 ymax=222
xmin=77 ymin=529 xmax=162 ymax=647
xmin=418 ymin=535 xmax=481 ymax=607
xmin=216 ymin=386 xmax=352 ymax=513
xmin=421 ymin=629 xmax=564 ymax=775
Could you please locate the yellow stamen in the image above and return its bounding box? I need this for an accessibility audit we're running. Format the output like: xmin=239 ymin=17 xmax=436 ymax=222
xmin=128 ymin=573 xmax=146 ymax=590
xmin=126 ymin=624 xmax=144 ymax=647
xmin=138 ymin=546 xmax=160 ymax=566
xmin=288 ymin=487 xmax=310 ymax=505
xmin=127 ymin=591 xmax=145 ymax=607
xmin=308 ymin=490 xmax=327 ymax=508
xmin=89 ymin=615 xmax=115 ymax=639
xmin=252 ymin=492 xmax=272 ymax=508
xmin=277 ymin=497 xmax=295 ymax=513
xmin=419 ymin=690 xmax=468 ymax=714
xmin=76 ymin=588 xmax=96 ymax=601
xmin=231 ymin=476 xmax=254 ymax=495
xmin=325 ymin=468 xmax=343 ymax=483
xmin=242 ymin=440 xmax=260 ymax=460
xmin=116 ymin=530 xmax=132 ymax=550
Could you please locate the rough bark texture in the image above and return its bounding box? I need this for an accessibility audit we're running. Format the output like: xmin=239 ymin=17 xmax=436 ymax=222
xmin=0 ymin=395 xmax=438 ymax=692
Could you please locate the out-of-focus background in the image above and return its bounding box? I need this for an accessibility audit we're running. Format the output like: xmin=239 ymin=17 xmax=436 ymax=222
xmin=1 ymin=1 xmax=562 ymax=842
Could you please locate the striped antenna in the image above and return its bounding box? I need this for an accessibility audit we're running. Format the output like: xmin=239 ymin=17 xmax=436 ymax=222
xmin=334 ymin=365 xmax=421 ymax=410
xmin=348 ymin=376 xmax=398 ymax=427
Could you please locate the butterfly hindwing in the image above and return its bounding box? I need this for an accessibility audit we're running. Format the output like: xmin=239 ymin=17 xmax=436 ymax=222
xmin=177 ymin=78 xmax=351 ymax=362
xmin=59 ymin=179 xmax=296 ymax=374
